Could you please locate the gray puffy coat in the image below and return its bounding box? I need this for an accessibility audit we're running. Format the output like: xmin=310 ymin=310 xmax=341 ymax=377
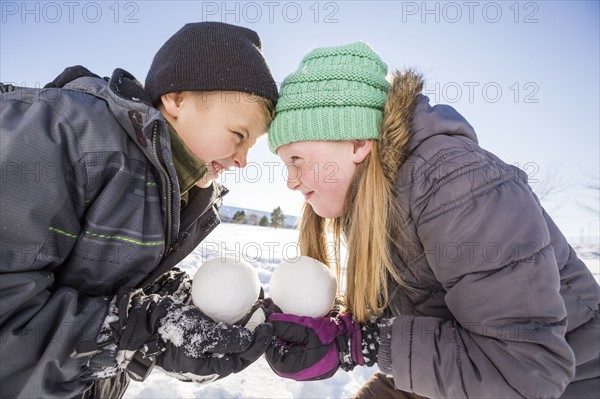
xmin=380 ymin=72 xmax=599 ymax=398
xmin=0 ymin=68 xmax=225 ymax=398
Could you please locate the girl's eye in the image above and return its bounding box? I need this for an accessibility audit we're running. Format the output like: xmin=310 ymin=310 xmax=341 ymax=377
xmin=290 ymin=156 xmax=300 ymax=164
xmin=233 ymin=131 xmax=244 ymax=140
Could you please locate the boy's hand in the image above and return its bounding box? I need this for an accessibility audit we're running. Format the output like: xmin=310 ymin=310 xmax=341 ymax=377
xmin=142 ymin=268 xmax=192 ymax=303
xmin=114 ymin=290 xmax=272 ymax=383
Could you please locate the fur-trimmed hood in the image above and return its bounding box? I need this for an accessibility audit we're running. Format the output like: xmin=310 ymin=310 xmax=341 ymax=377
xmin=379 ymin=70 xmax=478 ymax=182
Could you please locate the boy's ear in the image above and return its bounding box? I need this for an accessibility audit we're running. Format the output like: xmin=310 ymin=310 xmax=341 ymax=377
xmin=160 ymin=92 xmax=185 ymax=118
xmin=351 ymin=139 xmax=373 ymax=164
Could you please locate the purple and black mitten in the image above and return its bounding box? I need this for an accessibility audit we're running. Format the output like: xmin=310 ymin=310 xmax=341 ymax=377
xmin=265 ymin=312 xmax=380 ymax=381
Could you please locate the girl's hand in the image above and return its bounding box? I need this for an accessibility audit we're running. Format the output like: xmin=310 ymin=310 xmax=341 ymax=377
xmin=265 ymin=310 xmax=379 ymax=381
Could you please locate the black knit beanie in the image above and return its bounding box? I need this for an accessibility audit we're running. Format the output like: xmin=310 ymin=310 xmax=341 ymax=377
xmin=145 ymin=22 xmax=278 ymax=105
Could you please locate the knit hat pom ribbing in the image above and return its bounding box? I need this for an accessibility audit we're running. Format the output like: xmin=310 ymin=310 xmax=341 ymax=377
xmin=268 ymin=42 xmax=390 ymax=153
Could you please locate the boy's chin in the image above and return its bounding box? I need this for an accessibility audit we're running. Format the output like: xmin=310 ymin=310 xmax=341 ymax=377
xmin=196 ymin=175 xmax=216 ymax=188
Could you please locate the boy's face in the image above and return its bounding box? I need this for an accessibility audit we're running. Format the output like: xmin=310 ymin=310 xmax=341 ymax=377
xmin=277 ymin=140 xmax=371 ymax=218
xmin=161 ymin=91 xmax=268 ymax=187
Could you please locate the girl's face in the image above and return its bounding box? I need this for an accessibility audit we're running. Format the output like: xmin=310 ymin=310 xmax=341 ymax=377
xmin=278 ymin=140 xmax=372 ymax=218
xmin=160 ymin=91 xmax=268 ymax=187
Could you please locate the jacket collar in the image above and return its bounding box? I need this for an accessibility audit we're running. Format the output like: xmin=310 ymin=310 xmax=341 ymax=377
xmin=165 ymin=121 xmax=208 ymax=204
xmin=379 ymin=70 xmax=478 ymax=183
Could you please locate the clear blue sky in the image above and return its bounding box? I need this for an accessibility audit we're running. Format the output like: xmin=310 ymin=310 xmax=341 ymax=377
xmin=1 ymin=0 xmax=598 ymax=242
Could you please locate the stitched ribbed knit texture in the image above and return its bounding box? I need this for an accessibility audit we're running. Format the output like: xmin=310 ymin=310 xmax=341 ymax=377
xmin=145 ymin=22 xmax=278 ymax=105
xmin=376 ymin=318 xmax=394 ymax=375
xmin=268 ymin=42 xmax=389 ymax=153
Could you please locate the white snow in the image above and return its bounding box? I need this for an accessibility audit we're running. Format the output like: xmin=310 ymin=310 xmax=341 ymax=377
xmin=123 ymin=223 xmax=600 ymax=399
xmin=269 ymin=255 xmax=337 ymax=318
xmin=124 ymin=224 xmax=377 ymax=398
xmin=192 ymin=256 xmax=261 ymax=324
xmin=572 ymin=244 xmax=600 ymax=284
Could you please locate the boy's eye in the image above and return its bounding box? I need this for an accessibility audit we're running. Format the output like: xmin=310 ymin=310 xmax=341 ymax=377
xmin=233 ymin=131 xmax=244 ymax=140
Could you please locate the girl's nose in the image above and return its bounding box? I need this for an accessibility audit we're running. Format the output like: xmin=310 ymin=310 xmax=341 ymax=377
xmin=286 ymin=164 xmax=301 ymax=191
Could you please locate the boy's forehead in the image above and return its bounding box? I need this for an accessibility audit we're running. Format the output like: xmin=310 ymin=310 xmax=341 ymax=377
xmin=231 ymin=100 xmax=270 ymax=134
xmin=189 ymin=90 xmax=271 ymax=135
xmin=193 ymin=91 xmax=262 ymax=104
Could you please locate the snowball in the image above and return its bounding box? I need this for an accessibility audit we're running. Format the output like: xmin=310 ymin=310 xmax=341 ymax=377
xmin=269 ymin=256 xmax=337 ymax=317
xmin=192 ymin=256 xmax=261 ymax=324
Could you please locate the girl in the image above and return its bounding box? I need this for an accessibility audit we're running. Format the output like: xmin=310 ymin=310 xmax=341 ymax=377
xmin=265 ymin=42 xmax=599 ymax=398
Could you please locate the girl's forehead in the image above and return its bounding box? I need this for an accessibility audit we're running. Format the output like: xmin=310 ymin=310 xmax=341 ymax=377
xmin=278 ymin=140 xmax=312 ymax=155
xmin=279 ymin=140 xmax=348 ymax=157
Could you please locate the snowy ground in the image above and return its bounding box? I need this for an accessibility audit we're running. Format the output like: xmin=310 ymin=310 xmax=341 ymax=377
xmin=124 ymin=223 xmax=600 ymax=399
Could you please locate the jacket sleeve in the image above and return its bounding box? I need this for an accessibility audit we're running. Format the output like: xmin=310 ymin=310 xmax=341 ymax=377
xmin=388 ymin=143 xmax=576 ymax=398
xmin=0 ymin=91 xmax=110 ymax=398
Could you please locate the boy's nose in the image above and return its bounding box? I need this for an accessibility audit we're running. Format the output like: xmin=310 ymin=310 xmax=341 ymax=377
xmin=233 ymin=153 xmax=247 ymax=169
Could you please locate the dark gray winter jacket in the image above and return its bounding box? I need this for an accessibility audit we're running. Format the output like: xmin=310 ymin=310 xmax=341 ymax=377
xmin=0 ymin=68 xmax=225 ymax=398
xmin=378 ymin=72 xmax=599 ymax=398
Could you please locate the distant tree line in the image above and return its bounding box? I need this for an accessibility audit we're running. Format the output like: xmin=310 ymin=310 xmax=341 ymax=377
xmin=230 ymin=206 xmax=288 ymax=229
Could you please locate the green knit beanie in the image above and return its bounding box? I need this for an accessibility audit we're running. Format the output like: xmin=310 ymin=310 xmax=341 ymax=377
xmin=268 ymin=42 xmax=390 ymax=153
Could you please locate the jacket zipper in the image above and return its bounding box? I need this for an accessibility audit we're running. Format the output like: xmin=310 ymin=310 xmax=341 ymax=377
xmin=188 ymin=185 xmax=228 ymax=233
xmin=151 ymin=121 xmax=174 ymax=256
xmin=138 ymin=185 xmax=227 ymax=289
xmin=172 ymin=185 xmax=228 ymax=251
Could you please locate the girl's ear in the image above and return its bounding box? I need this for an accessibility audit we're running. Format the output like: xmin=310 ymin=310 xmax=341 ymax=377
xmin=159 ymin=92 xmax=185 ymax=118
xmin=351 ymin=139 xmax=373 ymax=164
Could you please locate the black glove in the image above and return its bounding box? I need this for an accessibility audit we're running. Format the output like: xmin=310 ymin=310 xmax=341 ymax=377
xmin=142 ymin=267 xmax=192 ymax=302
xmin=114 ymin=289 xmax=272 ymax=383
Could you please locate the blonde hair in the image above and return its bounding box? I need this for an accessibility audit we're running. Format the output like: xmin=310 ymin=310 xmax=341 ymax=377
xmin=251 ymin=95 xmax=276 ymax=129
xmin=299 ymin=143 xmax=405 ymax=323
xmin=189 ymin=91 xmax=275 ymax=127
xmin=298 ymin=72 xmax=419 ymax=323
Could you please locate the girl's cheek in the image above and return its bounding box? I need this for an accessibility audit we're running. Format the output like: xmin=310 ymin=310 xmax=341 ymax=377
xmin=289 ymin=165 xmax=303 ymax=185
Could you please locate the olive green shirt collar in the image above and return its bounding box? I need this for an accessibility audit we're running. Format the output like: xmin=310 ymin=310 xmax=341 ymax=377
xmin=166 ymin=122 xmax=207 ymax=202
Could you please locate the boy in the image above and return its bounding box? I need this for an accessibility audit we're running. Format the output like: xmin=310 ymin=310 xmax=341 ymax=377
xmin=0 ymin=22 xmax=278 ymax=398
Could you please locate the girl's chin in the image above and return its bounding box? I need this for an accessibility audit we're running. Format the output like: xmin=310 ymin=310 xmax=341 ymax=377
xmin=309 ymin=203 xmax=343 ymax=219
